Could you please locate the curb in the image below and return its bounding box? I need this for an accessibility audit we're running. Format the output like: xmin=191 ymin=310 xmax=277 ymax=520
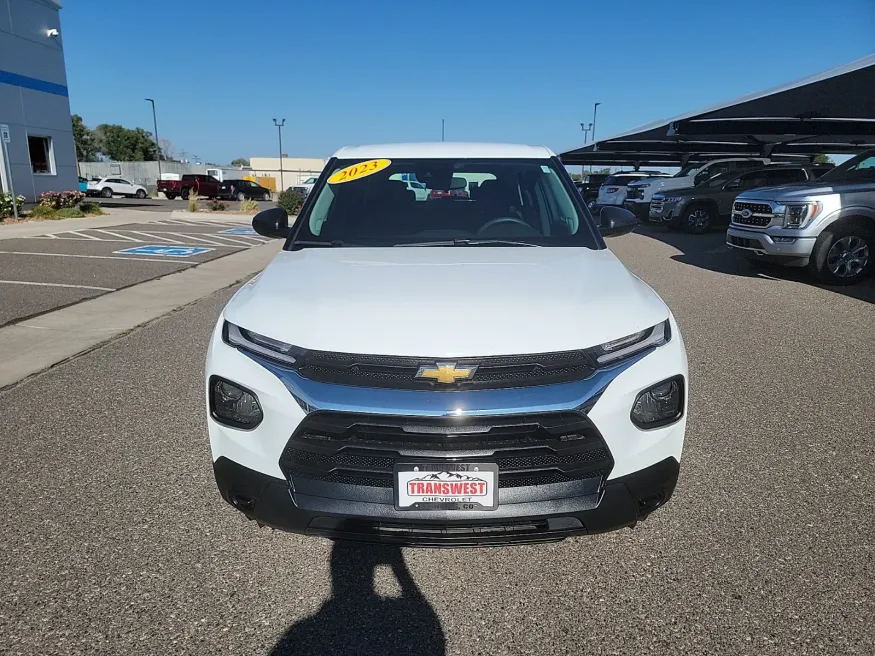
xmin=170 ymin=210 xmax=257 ymax=220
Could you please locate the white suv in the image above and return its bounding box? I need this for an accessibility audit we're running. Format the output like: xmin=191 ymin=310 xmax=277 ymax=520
xmin=86 ymin=177 xmax=148 ymax=199
xmin=596 ymin=172 xmax=669 ymax=207
xmin=205 ymin=143 xmax=688 ymax=547
xmin=624 ymin=158 xmax=769 ymax=219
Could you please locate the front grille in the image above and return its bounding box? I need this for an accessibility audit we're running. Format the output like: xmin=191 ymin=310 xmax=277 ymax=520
xmin=626 ymin=187 xmax=643 ymax=200
xmin=732 ymin=201 xmax=774 ymax=227
xmin=294 ymin=349 xmax=596 ymax=390
xmin=279 ymin=411 xmax=613 ymax=490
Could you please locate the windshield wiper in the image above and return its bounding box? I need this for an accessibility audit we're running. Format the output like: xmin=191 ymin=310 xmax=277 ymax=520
xmin=395 ymin=239 xmax=540 ymax=247
xmin=291 ymin=240 xmax=350 ymax=248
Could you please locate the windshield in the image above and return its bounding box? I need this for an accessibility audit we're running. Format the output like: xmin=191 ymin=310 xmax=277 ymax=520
xmin=304 ymin=177 xmax=317 ymax=184
xmin=674 ymin=164 xmax=699 ymax=178
xmin=604 ymin=175 xmax=647 ymax=186
xmin=703 ymin=171 xmax=739 ymax=188
xmin=290 ymin=157 xmax=599 ymax=248
xmin=819 ymin=150 xmax=875 ymax=182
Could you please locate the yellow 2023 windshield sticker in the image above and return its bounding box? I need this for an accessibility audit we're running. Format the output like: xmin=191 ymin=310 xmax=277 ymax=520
xmin=327 ymin=159 xmax=391 ymax=184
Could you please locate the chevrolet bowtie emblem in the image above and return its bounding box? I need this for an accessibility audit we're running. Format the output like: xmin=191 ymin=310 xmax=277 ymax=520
xmin=415 ymin=362 xmax=478 ymax=384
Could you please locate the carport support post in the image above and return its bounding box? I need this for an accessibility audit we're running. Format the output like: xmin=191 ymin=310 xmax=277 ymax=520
xmin=1 ymin=138 xmax=17 ymax=219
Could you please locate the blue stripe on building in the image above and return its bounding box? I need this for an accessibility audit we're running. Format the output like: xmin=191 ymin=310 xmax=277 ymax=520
xmin=0 ymin=69 xmax=68 ymax=97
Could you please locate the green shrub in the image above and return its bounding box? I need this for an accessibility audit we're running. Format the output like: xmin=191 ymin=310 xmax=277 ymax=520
xmin=277 ymin=189 xmax=303 ymax=215
xmin=1 ymin=192 xmax=26 ymax=218
xmin=238 ymin=198 xmax=259 ymax=213
xmin=208 ymin=199 xmax=226 ymax=212
xmin=56 ymin=207 xmax=85 ymax=218
xmin=188 ymin=191 xmax=199 ymax=213
xmin=78 ymin=201 xmax=104 ymax=215
xmin=40 ymin=190 xmax=85 ymax=209
xmin=29 ymin=204 xmax=58 ymax=219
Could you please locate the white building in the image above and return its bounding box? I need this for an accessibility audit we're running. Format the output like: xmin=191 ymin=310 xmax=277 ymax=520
xmin=0 ymin=0 xmax=77 ymax=202
xmin=249 ymin=156 xmax=325 ymax=191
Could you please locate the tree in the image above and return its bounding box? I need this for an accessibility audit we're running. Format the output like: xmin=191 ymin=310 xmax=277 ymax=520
xmin=71 ymin=114 xmax=98 ymax=162
xmin=94 ymin=124 xmax=158 ymax=161
xmin=158 ymin=138 xmax=177 ymax=162
xmin=814 ymin=154 xmax=833 ymax=164
xmin=231 ymin=157 xmax=249 ymax=167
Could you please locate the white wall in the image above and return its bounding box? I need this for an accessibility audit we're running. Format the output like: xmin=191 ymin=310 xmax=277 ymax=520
xmin=0 ymin=0 xmax=77 ymax=201
xmin=249 ymin=157 xmax=326 ymax=188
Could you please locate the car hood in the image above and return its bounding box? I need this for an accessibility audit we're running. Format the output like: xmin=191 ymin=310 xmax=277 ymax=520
xmin=223 ymin=247 xmax=669 ymax=356
xmin=737 ymin=180 xmax=875 ymax=202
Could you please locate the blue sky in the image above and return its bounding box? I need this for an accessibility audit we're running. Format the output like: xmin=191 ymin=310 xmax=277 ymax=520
xmin=61 ymin=0 xmax=874 ymax=165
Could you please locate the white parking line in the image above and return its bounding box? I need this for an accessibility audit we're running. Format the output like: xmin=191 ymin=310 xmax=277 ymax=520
xmin=162 ymin=232 xmax=239 ymax=246
xmin=0 ymin=251 xmax=196 ymax=264
xmin=127 ymin=231 xmax=182 ymax=244
xmin=67 ymin=231 xmax=101 ymax=240
xmin=93 ymin=229 xmax=142 ymax=241
xmin=0 ymin=280 xmax=115 ymax=291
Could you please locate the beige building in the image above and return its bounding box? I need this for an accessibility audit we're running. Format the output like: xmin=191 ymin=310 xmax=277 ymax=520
xmin=248 ymin=157 xmax=326 ymax=191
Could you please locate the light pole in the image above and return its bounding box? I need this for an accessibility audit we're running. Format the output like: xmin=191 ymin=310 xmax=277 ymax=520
xmin=441 ymin=118 xmax=445 ymax=142
xmin=145 ymin=98 xmax=161 ymax=182
xmin=273 ymin=118 xmax=286 ymax=191
xmin=580 ymin=122 xmax=592 ymax=178
xmin=591 ymin=102 xmax=601 ymax=172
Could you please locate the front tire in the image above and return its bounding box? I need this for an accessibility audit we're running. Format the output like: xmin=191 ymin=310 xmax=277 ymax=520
xmin=101 ymin=187 xmax=113 ymax=198
xmin=237 ymin=191 xmax=246 ymax=201
xmin=263 ymin=192 xmax=271 ymax=201
xmin=681 ymin=204 xmax=714 ymax=234
xmin=136 ymin=189 xmax=146 ymax=199
xmin=807 ymin=220 xmax=873 ymax=285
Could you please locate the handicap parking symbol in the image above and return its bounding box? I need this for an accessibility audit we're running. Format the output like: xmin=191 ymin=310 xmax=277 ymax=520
xmin=115 ymin=245 xmax=214 ymax=257
xmin=219 ymin=227 xmax=257 ymax=235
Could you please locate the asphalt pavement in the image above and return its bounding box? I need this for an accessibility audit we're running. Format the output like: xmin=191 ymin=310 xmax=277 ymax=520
xmin=1 ymin=227 xmax=873 ymax=655
xmin=0 ymin=216 xmax=267 ymax=326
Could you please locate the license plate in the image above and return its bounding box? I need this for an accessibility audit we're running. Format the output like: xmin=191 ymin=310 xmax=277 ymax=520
xmin=394 ymin=463 xmax=498 ymax=511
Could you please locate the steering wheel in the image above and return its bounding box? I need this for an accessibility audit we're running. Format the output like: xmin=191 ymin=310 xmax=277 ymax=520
xmin=476 ymin=216 xmax=533 ymax=235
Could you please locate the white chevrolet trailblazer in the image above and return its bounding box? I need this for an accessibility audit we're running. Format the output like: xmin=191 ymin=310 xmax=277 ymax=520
xmin=206 ymin=143 xmax=688 ymax=547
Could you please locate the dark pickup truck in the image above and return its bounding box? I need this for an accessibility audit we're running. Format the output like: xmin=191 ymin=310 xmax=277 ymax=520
xmin=157 ymin=174 xmax=221 ymax=200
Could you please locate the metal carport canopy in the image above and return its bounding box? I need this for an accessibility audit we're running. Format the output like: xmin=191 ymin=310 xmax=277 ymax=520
xmin=560 ymin=54 xmax=875 ymax=166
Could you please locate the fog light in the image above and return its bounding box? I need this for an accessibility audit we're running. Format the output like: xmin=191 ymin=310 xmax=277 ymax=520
xmin=631 ymin=376 xmax=684 ymax=429
xmin=772 ymin=236 xmax=796 ymax=243
xmin=209 ymin=376 xmax=263 ymax=429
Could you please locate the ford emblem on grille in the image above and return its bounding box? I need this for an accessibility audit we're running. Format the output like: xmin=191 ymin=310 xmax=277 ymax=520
xmin=740 ymin=208 xmax=753 ymax=219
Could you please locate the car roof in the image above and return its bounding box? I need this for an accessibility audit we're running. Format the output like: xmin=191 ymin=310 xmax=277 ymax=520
xmin=332 ymin=142 xmax=556 ymax=160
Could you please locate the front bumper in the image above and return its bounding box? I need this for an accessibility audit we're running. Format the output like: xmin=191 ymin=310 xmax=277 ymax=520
xmin=726 ymin=225 xmax=815 ymax=266
xmin=206 ymin=315 xmax=688 ymax=546
xmin=214 ymin=454 xmax=680 ymax=546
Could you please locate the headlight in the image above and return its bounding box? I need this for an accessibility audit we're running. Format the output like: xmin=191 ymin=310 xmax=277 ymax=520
xmin=631 ymin=376 xmax=684 ymax=428
xmin=782 ymin=201 xmax=821 ymax=228
xmin=637 ymin=183 xmax=651 ymax=188
xmin=223 ymin=321 xmax=304 ymax=366
xmin=209 ymin=376 xmax=263 ymax=429
xmin=587 ymin=320 xmax=671 ymax=366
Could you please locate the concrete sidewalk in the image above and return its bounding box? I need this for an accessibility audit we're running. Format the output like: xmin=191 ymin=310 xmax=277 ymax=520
xmin=0 ymin=239 xmax=282 ymax=388
xmin=0 ymin=208 xmax=250 ymax=241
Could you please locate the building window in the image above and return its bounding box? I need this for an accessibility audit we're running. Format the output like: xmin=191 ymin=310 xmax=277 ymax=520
xmin=28 ymin=136 xmax=54 ymax=174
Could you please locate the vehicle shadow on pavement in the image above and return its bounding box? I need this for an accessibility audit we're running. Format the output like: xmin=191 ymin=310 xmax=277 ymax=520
xmin=634 ymin=224 xmax=875 ymax=305
xmin=269 ymin=542 xmax=446 ymax=656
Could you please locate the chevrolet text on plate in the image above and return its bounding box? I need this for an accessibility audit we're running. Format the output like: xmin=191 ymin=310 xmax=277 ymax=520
xmin=205 ymin=143 xmax=688 ymax=547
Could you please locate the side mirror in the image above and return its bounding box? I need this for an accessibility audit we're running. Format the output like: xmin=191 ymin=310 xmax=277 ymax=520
xmin=724 ymin=180 xmax=740 ymax=191
xmin=253 ymin=206 xmax=291 ymax=239
xmin=598 ymin=205 xmax=638 ymax=238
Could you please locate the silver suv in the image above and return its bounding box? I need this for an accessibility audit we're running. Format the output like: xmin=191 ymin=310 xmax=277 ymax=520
xmin=727 ymin=150 xmax=875 ymax=285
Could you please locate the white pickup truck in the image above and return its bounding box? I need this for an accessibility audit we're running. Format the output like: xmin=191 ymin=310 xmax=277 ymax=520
xmin=624 ymin=157 xmax=769 ymax=220
xmin=204 ymin=143 xmax=688 ymax=547
xmin=727 ymin=149 xmax=875 ymax=285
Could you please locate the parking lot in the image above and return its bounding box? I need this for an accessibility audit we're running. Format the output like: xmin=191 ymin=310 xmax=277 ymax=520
xmin=0 ymin=216 xmax=268 ymax=326
xmin=1 ymin=225 xmax=872 ymax=655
